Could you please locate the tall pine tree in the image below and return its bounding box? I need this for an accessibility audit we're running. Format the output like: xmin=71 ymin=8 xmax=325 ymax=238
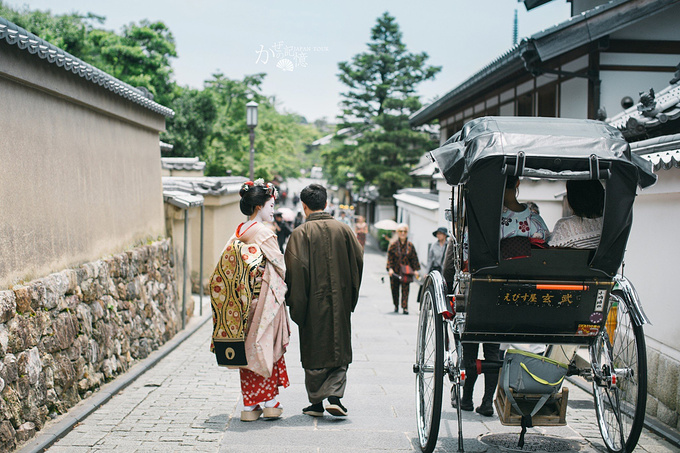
xmin=333 ymin=12 xmax=441 ymax=197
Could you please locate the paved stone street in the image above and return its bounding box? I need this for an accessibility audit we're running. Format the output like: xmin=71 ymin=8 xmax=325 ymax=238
xmin=21 ymin=237 xmax=679 ymax=452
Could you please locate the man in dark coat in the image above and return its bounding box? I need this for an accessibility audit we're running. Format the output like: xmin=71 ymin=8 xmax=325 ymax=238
xmin=284 ymin=184 xmax=364 ymax=417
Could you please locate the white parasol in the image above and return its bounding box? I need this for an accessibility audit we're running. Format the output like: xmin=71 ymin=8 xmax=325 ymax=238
xmin=373 ymin=219 xmax=399 ymax=230
xmin=276 ymin=207 xmax=296 ymax=222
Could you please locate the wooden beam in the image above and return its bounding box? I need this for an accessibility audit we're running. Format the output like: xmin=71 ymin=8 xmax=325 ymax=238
xmin=607 ymin=39 xmax=680 ymax=54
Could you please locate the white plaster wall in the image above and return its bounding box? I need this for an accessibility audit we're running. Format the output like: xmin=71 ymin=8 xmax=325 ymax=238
xmin=560 ymin=78 xmax=588 ymax=119
xmin=517 ymin=179 xmax=567 ymax=229
xmin=376 ymin=202 xmax=396 ymax=223
xmin=436 ymin=178 xmax=454 ymax=230
xmin=190 ymin=193 xmax=242 ymax=288
xmin=0 ymin=41 xmax=168 ymax=289
xmin=623 ymin=169 xmax=680 ymax=356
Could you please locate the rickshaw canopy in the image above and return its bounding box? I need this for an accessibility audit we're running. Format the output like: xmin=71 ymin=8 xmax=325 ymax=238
xmin=429 ymin=116 xmax=657 ymax=276
xmin=431 ymin=116 xmax=656 ymax=188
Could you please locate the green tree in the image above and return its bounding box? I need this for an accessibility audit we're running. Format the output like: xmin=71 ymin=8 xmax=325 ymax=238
xmin=0 ymin=2 xmax=177 ymax=106
xmin=89 ymin=20 xmax=177 ymax=106
xmin=162 ymin=85 xmax=216 ymax=158
xmin=166 ymin=72 xmax=321 ymax=180
xmin=332 ymin=12 xmax=441 ymax=197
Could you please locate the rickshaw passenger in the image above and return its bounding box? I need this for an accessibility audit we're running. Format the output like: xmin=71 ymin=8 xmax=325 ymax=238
xmin=549 ymin=180 xmax=604 ymax=249
xmin=501 ymin=176 xmax=549 ymax=241
xmin=462 ymin=176 xmax=549 ymax=262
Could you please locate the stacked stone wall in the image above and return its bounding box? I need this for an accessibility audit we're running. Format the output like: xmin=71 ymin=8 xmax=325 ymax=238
xmin=646 ymin=348 xmax=680 ymax=431
xmin=0 ymin=239 xmax=178 ymax=451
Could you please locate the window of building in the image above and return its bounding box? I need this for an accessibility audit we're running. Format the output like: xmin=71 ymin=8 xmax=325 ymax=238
xmin=517 ymin=92 xmax=533 ymax=116
xmin=537 ymin=84 xmax=557 ymax=117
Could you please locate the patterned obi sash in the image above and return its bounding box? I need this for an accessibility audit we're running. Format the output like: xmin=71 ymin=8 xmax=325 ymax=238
xmin=209 ymin=239 xmax=264 ymax=367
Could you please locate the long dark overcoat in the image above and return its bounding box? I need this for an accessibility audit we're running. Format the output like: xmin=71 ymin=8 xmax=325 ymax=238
xmin=284 ymin=211 xmax=364 ymax=369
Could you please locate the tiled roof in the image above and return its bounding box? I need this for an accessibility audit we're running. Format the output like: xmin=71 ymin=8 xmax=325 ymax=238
xmin=161 ymin=157 xmax=206 ymax=172
xmin=162 ymin=176 xmax=248 ymax=196
xmin=631 ymin=133 xmax=680 ymax=171
xmin=163 ymin=191 xmax=204 ymax=209
xmin=0 ymin=17 xmax=174 ymax=118
xmin=160 ymin=141 xmax=174 ymax=153
xmin=608 ymin=83 xmax=680 ymax=140
xmin=410 ymin=0 xmax=678 ymax=126
xmin=644 ymin=150 xmax=680 ymax=170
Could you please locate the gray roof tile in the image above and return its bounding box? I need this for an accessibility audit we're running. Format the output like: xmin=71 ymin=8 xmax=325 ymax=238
xmin=161 ymin=157 xmax=206 ymax=171
xmin=162 ymin=176 xmax=248 ymax=196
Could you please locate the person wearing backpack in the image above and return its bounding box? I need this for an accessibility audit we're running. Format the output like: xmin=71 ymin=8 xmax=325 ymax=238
xmin=214 ymin=179 xmax=291 ymax=422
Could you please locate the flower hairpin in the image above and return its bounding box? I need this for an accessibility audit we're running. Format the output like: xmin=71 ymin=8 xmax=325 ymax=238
xmin=265 ymin=182 xmax=279 ymax=199
xmin=241 ymin=179 xmax=278 ymax=199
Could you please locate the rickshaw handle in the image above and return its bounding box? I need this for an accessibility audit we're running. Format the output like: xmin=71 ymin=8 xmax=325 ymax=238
xmin=501 ymin=153 xmax=612 ymax=180
xmin=613 ymin=274 xmax=651 ymax=327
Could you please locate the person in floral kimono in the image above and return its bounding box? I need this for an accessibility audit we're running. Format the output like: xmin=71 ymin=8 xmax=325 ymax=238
xmin=500 ymin=176 xmax=549 ymax=241
xmin=223 ymin=180 xmax=291 ymax=422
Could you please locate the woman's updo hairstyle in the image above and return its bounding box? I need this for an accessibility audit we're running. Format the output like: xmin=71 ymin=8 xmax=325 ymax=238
xmin=239 ymin=179 xmax=277 ymax=216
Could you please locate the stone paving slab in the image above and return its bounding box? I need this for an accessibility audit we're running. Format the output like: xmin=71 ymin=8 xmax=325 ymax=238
xmin=31 ymin=238 xmax=680 ymax=453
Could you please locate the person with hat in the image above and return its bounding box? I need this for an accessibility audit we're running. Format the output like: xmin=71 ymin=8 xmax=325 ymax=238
xmin=426 ymin=227 xmax=449 ymax=275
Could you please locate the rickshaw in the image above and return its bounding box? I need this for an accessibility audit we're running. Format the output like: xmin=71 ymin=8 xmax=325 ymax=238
xmin=414 ymin=117 xmax=657 ymax=453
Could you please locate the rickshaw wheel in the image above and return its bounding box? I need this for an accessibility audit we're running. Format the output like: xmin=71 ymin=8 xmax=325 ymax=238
xmin=590 ymin=290 xmax=647 ymax=453
xmin=415 ymin=279 xmax=444 ymax=453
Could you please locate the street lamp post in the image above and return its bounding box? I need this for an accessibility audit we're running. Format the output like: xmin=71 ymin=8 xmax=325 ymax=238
xmin=346 ymin=172 xmax=355 ymax=207
xmin=246 ymin=101 xmax=259 ymax=181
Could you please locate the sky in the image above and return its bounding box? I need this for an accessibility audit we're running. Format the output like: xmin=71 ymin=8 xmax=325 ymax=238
xmin=7 ymin=0 xmax=572 ymax=122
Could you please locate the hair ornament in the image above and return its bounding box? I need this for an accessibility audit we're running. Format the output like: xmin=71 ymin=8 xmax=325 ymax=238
xmin=241 ymin=180 xmax=255 ymax=192
xmin=240 ymin=179 xmax=278 ymax=199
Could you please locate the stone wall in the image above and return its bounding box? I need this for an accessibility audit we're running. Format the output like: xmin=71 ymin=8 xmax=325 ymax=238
xmin=0 ymin=240 xmax=179 ymax=451
xmin=647 ymin=348 xmax=680 ymax=431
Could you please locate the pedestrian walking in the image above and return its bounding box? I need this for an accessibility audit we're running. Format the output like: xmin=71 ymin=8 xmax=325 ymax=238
xmin=273 ymin=212 xmax=292 ymax=252
xmin=284 ymin=184 xmax=364 ymax=417
xmin=354 ymin=215 xmax=368 ymax=250
xmin=293 ymin=211 xmax=304 ymax=228
xmin=386 ymin=223 xmax=420 ymax=314
xmin=338 ymin=210 xmax=352 ymax=227
xmin=213 ymin=179 xmax=291 ymax=422
xmin=426 ymin=227 xmax=448 ymax=274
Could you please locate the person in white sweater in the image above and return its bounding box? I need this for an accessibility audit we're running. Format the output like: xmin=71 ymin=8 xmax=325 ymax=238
xmin=549 ymin=180 xmax=605 ymax=249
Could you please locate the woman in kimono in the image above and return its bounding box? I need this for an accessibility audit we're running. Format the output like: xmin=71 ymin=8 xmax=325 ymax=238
xmin=227 ymin=179 xmax=291 ymax=421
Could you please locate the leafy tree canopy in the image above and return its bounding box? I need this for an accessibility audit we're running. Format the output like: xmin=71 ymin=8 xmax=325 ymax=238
xmin=172 ymin=72 xmax=321 ymax=180
xmin=330 ymin=12 xmax=441 ymax=198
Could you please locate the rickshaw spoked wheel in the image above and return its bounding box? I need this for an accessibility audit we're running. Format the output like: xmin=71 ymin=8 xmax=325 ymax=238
xmin=415 ymin=278 xmax=444 ymax=453
xmin=590 ymin=290 xmax=647 ymax=453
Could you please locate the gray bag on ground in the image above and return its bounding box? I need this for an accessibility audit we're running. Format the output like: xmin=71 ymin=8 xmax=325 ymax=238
xmin=501 ymin=349 xmax=569 ymax=447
